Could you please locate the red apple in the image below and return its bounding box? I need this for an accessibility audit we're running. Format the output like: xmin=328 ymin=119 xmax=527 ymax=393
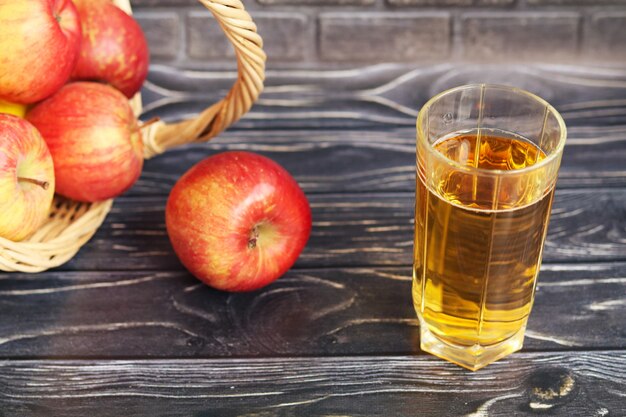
xmin=26 ymin=82 xmax=143 ymax=202
xmin=71 ymin=0 xmax=149 ymax=98
xmin=0 ymin=0 xmax=81 ymax=104
xmin=0 ymin=114 xmax=55 ymax=241
xmin=166 ymin=152 xmax=312 ymax=292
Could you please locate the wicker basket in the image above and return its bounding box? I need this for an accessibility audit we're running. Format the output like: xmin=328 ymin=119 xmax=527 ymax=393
xmin=0 ymin=0 xmax=266 ymax=273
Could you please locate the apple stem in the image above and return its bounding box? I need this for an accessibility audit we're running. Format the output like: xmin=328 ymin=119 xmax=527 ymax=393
xmin=248 ymin=226 xmax=260 ymax=249
xmin=135 ymin=117 xmax=161 ymax=133
xmin=18 ymin=177 xmax=49 ymax=190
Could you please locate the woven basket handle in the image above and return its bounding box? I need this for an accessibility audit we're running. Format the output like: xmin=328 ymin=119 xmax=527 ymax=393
xmin=142 ymin=0 xmax=266 ymax=159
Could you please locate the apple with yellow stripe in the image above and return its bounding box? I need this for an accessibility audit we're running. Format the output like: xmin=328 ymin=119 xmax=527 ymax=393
xmin=166 ymin=152 xmax=312 ymax=292
xmin=26 ymin=82 xmax=143 ymax=202
xmin=0 ymin=0 xmax=81 ymax=104
xmin=0 ymin=114 xmax=55 ymax=241
xmin=0 ymin=100 xmax=27 ymax=118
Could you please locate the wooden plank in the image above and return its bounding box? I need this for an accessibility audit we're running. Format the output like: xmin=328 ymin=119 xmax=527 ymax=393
xmin=59 ymin=189 xmax=626 ymax=271
xmin=141 ymin=64 xmax=626 ymax=130
xmin=134 ymin=66 xmax=626 ymax=196
xmin=130 ymin=126 xmax=626 ymax=196
xmin=0 ymin=352 xmax=623 ymax=416
xmin=0 ymin=263 xmax=623 ymax=357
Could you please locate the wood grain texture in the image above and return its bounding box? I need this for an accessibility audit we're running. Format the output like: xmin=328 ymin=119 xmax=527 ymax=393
xmin=0 ymin=352 xmax=623 ymax=416
xmin=127 ymin=126 xmax=626 ymax=196
xmin=55 ymin=189 xmax=626 ymax=271
xmin=0 ymin=263 xmax=623 ymax=357
xmin=2 ymin=63 xmax=625 ymax=415
xmin=133 ymin=64 xmax=626 ymax=195
xmin=141 ymin=64 xmax=626 ymax=130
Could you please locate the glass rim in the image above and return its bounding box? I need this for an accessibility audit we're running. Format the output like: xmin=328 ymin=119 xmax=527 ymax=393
xmin=416 ymin=83 xmax=567 ymax=177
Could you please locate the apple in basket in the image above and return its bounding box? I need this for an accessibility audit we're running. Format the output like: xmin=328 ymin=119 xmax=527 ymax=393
xmin=166 ymin=152 xmax=312 ymax=292
xmin=26 ymin=82 xmax=143 ymax=202
xmin=0 ymin=0 xmax=81 ymax=104
xmin=0 ymin=114 xmax=55 ymax=241
xmin=71 ymin=0 xmax=149 ymax=98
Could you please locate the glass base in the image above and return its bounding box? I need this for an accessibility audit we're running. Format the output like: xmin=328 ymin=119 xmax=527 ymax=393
xmin=419 ymin=319 xmax=525 ymax=371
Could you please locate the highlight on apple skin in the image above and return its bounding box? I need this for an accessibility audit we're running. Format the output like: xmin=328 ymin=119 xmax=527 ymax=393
xmin=26 ymin=82 xmax=144 ymax=203
xmin=166 ymin=151 xmax=313 ymax=292
xmin=71 ymin=0 xmax=149 ymax=98
xmin=0 ymin=114 xmax=55 ymax=241
xmin=0 ymin=0 xmax=82 ymax=104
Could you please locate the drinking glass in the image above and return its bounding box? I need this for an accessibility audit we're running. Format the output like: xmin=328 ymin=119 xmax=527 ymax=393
xmin=413 ymin=84 xmax=566 ymax=370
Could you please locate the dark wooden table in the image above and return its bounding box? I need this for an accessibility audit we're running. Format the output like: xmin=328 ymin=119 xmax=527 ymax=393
xmin=1 ymin=64 xmax=625 ymax=416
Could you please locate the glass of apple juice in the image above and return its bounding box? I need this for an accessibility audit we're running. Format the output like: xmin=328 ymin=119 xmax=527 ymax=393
xmin=413 ymin=84 xmax=567 ymax=370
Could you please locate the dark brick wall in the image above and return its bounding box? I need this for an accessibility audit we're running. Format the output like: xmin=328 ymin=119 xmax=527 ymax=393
xmin=131 ymin=0 xmax=626 ymax=67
